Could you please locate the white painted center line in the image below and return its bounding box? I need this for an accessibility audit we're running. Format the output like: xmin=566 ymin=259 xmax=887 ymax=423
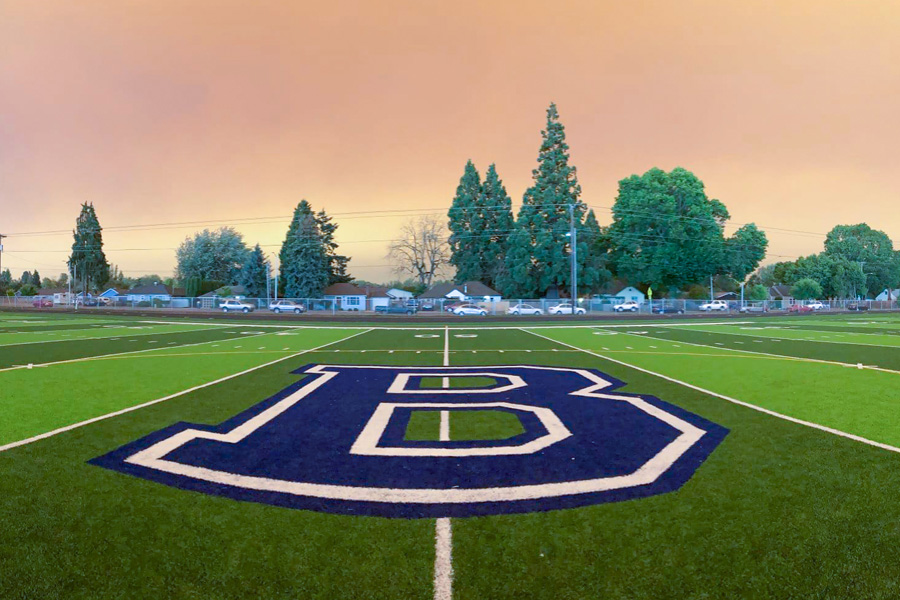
xmin=435 ymin=326 xmax=454 ymax=600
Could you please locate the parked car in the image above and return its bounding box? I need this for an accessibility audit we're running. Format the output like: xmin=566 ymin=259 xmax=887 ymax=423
xmin=444 ymin=302 xmax=464 ymax=313
xmin=454 ymin=304 xmax=487 ymax=316
xmin=375 ymin=304 xmax=417 ymax=315
xmin=549 ymin=303 xmax=586 ymax=315
xmin=32 ymin=297 xmax=53 ymax=308
xmin=846 ymin=302 xmax=869 ymax=311
xmin=418 ymin=302 xmax=435 ymax=311
xmin=221 ymin=299 xmax=254 ymax=313
xmin=269 ymin=300 xmax=305 ymax=314
xmin=807 ymin=301 xmax=825 ymax=310
xmin=788 ymin=303 xmax=813 ymax=313
xmin=739 ymin=304 xmax=768 ymax=313
xmin=507 ymin=303 xmax=543 ymax=316
xmin=651 ymin=305 xmax=684 ymax=314
xmin=613 ymin=300 xmax=640 ymax=313
xmin=699 ymin=300 xmax=729 ymax=312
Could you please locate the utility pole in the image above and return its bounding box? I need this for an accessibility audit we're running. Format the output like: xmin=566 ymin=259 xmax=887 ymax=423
xmin=0 ymin=233 xmax=6 ymax=279
xmin=710 ymin=274 xmax=714 ymax=303
xmin=265 ymin=262 xmax=271 ymax=306
xmin=568 ymin=205 xmax=577 ymax=307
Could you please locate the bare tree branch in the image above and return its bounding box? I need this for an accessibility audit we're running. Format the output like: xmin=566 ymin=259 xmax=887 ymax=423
xmin=387 ymin=215 xmax=451 ymax=288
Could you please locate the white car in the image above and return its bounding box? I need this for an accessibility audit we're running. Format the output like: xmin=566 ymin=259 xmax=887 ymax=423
xmin=549 ymin=303 xmax=586 ymax=315
xmin=221 ymin=299 xmax=255 ymax=313
xmin=613 ymin=300 xmax=640 ymax=313
xmin=454 ymin=304 xmax=487 ymax=316
xmin=269 ymin=300 xmax=305 ymax=314
xmin=507 ymin=303 xmax=543 ymax=316
xmin=807 ymin=301 xmax=825 ymax=310
xmin=699 ymin=300 xmax=729 ymax=312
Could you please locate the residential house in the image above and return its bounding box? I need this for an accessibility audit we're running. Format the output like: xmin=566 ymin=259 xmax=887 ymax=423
xmin=362 ymin=286 xmax=414 ymax=311
xmin=126 ymin=283 xmax=173 ymax=304
xmin=875 ymin=289 xmax=899 ymax=302
xmin=615 ymin=286 xmax=646 ymax=305
xmin=419 ymin=281 xmax=502 ymax=304
xmin=324 ymin=283 xmax=367 ymax=311
xmin=37 ymin=287 xmax=73 ymax=305
xmin=768 ymin=285 xmax=794 ymax=306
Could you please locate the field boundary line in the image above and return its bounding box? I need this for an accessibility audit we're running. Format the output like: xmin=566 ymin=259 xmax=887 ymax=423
xmin=523 ymin=328 xmax=900 ymax=456
xmin=0 ymin=328 xmax=373 ymax=454
xmin=624 ymin=331 xmax=900 ymax=375
xmin=0 ymin=325 xmax=230 ymax=349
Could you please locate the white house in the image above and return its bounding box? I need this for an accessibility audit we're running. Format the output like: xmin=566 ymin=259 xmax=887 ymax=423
xmin=364 ymin=286 xmax=414 ymax=310
xmin=876 ymin=289 xmax=899 ymax=302
xmin=324 ymin=283 xmax=367 ymax=311
xmin=419 ymin=281 xmax=502 ymax=303
xmin=615 ymin=286 xmax=646 ymax=305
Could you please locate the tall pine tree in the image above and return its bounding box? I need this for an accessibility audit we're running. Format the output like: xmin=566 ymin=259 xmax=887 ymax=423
xmin=279 ymin=201 xmax=330 ymax=298
xmin=448 ymin=160 xmax=483 ymax=282
xmin=502 ymin=103 xmax=586 ymax=297
xmin=67 ymin=203 xmax=110 ymax=292
xmin=316 ymin=209 xmax=352 ymax=285
xmin=240 ymin=244 xmax=270 ymax=298
xmin=478 ymin=164 xmax=514 ymax=289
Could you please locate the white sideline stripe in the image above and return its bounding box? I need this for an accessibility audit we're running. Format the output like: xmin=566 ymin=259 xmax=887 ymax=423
xmin=624 ymin=331 xmax=900 ymax=376
xmin=0 ymin=329 xmax=278 ymax=374
xmin=0 ymin=329 xmax=373 ymax=454
xmin=524 ymin=328 xmax=900 ymax=456
xmin=0 ymin=325 xmax=227 ymax=348
xmin=435 ymin=325 xmax=453 ymax=600
xmin=137 ymin=320 xmax=754 ymax=331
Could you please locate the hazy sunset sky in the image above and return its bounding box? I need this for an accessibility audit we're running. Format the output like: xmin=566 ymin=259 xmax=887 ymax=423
xmin=1 ymin=1 xmax=898 ymax=283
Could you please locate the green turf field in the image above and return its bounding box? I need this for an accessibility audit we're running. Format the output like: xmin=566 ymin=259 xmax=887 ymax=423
xmin=3 ymin=311 xmax=900 ymax=599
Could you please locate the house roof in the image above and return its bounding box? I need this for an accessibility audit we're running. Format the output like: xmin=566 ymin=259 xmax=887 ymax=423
xmin=324 ymin=283 xmax=365 ymax=296
xmin=769 ymin=285 xmax=793 ymax=298
xmin=128 ymin=283 xmax=172 ymax=295
xmin=361 ymin=285 xmax=390 ymax=298
xmin=419 ymin=281 xmax=500 ymax=299
xmin=37 ymin=287 xmax=68 ymax=295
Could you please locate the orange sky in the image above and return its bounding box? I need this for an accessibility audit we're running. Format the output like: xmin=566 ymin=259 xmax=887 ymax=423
xmin=1 ymin=1 xmax=898 ymax=283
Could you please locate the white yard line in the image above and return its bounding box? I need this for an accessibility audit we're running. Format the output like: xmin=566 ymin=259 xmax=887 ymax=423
xmin=0 ymin=325 xmax=228 ymax=348
xmin=0 ymin=330 xmax=279 ymax=374
xmin=0 ymin=328 xmax=373 ymax=454
xmin=674 ymin=326 xmax=900 ymax=349
xmin=523 ymin=328 xmax=900 ymax=456
xmin=434 ymin=326 xmax=454 ymax=600
xmin=624 ymin=331 xmax=900 ymax=375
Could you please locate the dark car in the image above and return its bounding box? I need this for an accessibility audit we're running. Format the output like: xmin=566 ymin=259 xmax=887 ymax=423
xmin=651 ymin=305 xmax=684 ymax=314
xmin=375 ymin=304 xmax=417 ymax=315
xmin=846 ymin=302 xmax=869 ymax=311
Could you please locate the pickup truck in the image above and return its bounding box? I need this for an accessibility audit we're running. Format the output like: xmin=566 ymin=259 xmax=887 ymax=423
xmin=375 ymin=304 xmax=417 ymax=315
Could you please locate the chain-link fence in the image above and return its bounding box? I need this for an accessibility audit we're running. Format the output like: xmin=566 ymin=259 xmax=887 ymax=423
xmin=6 ymin=294 xmax=898 ymax=316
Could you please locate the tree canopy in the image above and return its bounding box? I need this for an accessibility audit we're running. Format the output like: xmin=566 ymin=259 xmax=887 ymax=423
xmin=279 ymin=201 xmax=330 ymax=297
xmin=607 ymin=167 xmax=767 ymax=290
xmin=239 ymin=244 xmax=270 ymax=298
xmin=175 ymin=227 xmax=249 ymax=283
xmin=823 ymin=224 xmax=899 ymax=296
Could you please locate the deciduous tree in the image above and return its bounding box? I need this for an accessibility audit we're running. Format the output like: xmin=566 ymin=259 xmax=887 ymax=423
xmin=388 ymin=215 xmax=450 ymax=289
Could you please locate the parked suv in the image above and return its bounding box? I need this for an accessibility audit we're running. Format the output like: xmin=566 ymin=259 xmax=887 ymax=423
xmin=375 ymin=304 xmax=417 ymax=315
xmin=699 ymin=300 xmax=729 ymax=312
xmin=221 ymin=299 xmax=254 ymax=313
xmin=613 ymin=300 xmax=640 ymax=313
xmin=269 ymin=300 xmax=305 ymax=314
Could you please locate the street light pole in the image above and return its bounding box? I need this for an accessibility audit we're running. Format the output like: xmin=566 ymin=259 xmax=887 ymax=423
xmin=568 ymin=205 xmax=577 ymax=307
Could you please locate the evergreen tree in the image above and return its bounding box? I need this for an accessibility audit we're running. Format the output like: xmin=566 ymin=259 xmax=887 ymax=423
xmin=496 ymin=223 xmax=538 ymax=298
xmin=448 ymin=160 xmax=484 ymax=283
xmin=67 ymin=202 xmax=110 ymax=292
xmin=240 ymin=244 xmax=270 ymax=298
xmin=0 ymin=269 xmax=12 ymax=292
xmin=478 ymin=164 xmax=515 ymax=289
xmin=20 ymin=271 xmax=31 ymax=286
xmin=31 ymin=271 xmax=41 ymax=287
xmin=577 ymin=210 xmax=611 ymax=293
xmin=503 ymin=103 xmax=585 ymax=296
xmin=279 ymin=201 xmax=330 ymax=298
xmin=316 ymin=209 xmax=352 ymax=285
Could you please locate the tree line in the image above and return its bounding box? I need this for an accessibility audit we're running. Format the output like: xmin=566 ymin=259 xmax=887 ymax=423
xmin=444 ymin=103 xmax=769 ymax=298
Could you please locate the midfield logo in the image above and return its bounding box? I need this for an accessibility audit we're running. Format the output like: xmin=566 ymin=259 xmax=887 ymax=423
xmin=91 ymin=365 xmax=728 ymax=518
